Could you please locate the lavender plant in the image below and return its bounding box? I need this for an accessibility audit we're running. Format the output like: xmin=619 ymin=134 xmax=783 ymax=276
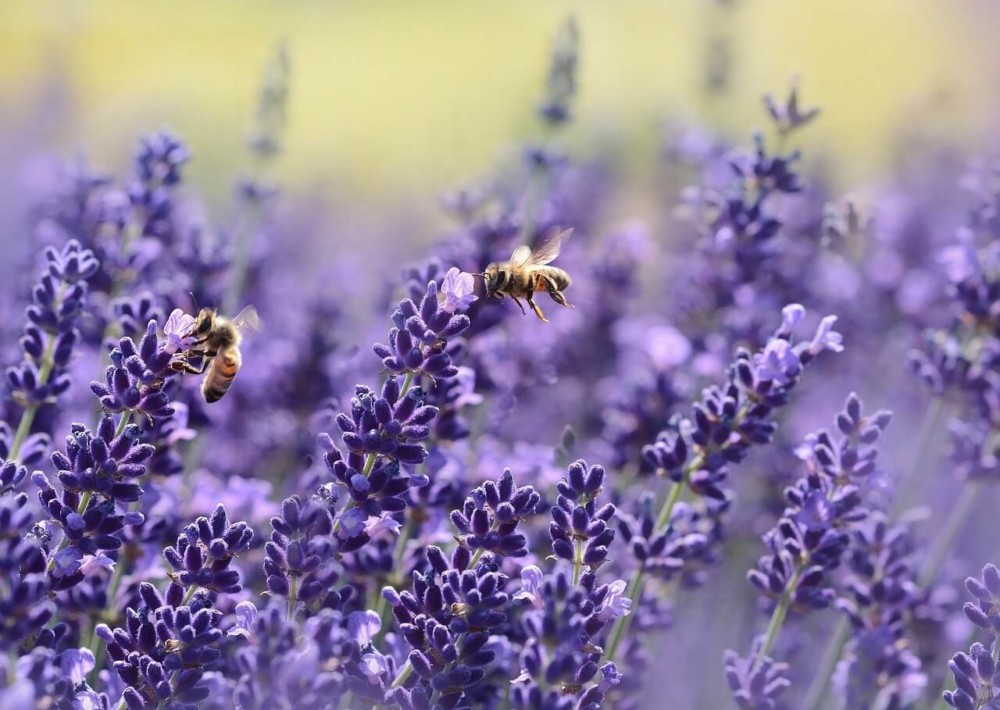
xmin=2 ymin=12 xmax=998 ymax=710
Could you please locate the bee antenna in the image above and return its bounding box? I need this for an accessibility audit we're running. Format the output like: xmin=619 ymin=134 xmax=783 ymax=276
xmin=188 ymin=291 xmax=199 ymax=311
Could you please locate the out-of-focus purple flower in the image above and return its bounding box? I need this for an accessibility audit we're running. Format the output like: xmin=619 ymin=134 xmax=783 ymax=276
xmin=597 ymin=579 xmax=632 ymax=620
xmin=60 ymin=647 xmax=95 ymax=685
xmin=346 ymin=611 xmax=380 ymax=650
xmin=763 ymin=76 xmax=820 ymax=136
xmin=360 ymin=651 xmax=389 ymax=685
xmin=513 ymin=565 xmax=544 ymax=609
xmin=807 ymin=315 xmax=845 ymax=356
xmin=536 ymin=16 xmax=578 ymax=125
xmin=723 ymin=640 xmax=791 ymax=710
xmin=365 ymin=512 xmax=401 ymax=541
xmin=228 ymin=600 xmax=258 ymax=640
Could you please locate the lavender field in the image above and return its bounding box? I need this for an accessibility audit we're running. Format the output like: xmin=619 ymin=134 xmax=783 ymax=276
xmin=3 ymin=4 xmax=1000 ymax=710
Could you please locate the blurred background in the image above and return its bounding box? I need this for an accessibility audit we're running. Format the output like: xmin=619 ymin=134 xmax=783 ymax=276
xmin=3 ymin=0 xmax=999 ymax=233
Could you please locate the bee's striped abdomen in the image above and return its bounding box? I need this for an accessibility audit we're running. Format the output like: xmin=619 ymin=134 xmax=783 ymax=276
xmin=201 ymin=348 xmax=242 ymax=403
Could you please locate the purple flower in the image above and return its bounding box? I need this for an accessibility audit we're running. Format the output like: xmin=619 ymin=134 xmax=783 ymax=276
xmin=348 ymin=610 xmax=382 ymax=647
xmin=228 ymin=600 xmax=258 ymax=640
xmin=753 ymin=339 xmax=801 ymax=386
xmin=162 ymin=307 xmax=197 ymax=355
xmin=597 ymin=579 xmax=632 ymax=620
xmin=360 ymin=652 xmax=389 ymax=685
xmin=365 ymin=512 xmax=401 ymax=541
xmin=60 ymin=648 xmax=95 ymax=685
xmin=778 ymin=302 xmax=806 ymax=335
xmin=514 ymin=565 xmax=544 ymax=608
xmin=438 ymin=267 xmax=478 ymax=313
xmin=762 ymin=76 xmax=820 ymax=136
xmin=807 ymin=315 xmax=845 ymax=355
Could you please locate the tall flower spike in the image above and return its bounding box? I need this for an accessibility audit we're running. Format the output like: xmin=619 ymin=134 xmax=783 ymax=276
xmin=549 ymin=460 xmax=616 ymax=577
xmin=726 ymin=394 xmax=888 ymax=707
xmin=6 ymin=240 xmax=98 ymax=441
xmin=264 ymin=493 xmax=348 ymax=613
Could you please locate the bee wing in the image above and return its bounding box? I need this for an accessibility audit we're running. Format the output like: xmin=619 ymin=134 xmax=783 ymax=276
xmin=231 ymin=305 xmax=262 ymax=335
xmin=509 ymin=245 xmax=533 ymax=267
xmin=526 ymin=228 xmax=572 ymax=266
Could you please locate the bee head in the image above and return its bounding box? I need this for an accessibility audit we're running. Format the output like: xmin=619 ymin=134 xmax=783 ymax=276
xmin=482 ymin=264 xmax=506 ymax=297
xmin=193 ymin=308 xmax=217 ymax=337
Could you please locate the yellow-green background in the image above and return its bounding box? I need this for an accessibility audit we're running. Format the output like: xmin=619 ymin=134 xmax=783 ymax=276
xmin=2 ymin=1 xmax=997 ymax=211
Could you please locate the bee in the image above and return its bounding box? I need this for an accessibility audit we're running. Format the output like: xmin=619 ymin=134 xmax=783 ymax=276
xmin=482 ymin=228 xmax=573 ymax=322
xmin=174 ymin=306 xmax=260 ymax=403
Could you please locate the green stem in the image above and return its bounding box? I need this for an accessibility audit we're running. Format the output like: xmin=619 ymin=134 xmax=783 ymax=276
xmin=605 ymin=480 xmax=684 ymax=663
xmin=287 ymin=575 xmax=298 ymax=622
xmin=8 ymin=404 xmax=40 ymax=465
xmin=918 ymin=483 xmax=981 ymax=588
xmin=221 ymin=200 xmax=263 ymax=317
xmin=9 ymin=285 xmax=68 ymax=463
xmin=572 ymin=538 xmax=584 ymax=586
xmin=6 ymin=647 xmax=16 ymax=684
xmin=753 ymin=568 xmax=802 ymax=671
xmin=391 ymin=659 xmax=413 ymax=689
xmin=890 ymin=396 xmax=945 ymax=517
xmin=399 ymin=371 xmax=415 ymax=399
xmin=801 ymin=617 xmax=850 ymax=710
xmin=114 ymin=411 xmax=133 ymax=438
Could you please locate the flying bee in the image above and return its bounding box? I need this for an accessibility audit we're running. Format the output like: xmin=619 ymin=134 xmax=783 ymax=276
xmin=174 ymin=306 xmax=260 ymax=403
xmin=481 ymin=228 xmax=573 ymax=323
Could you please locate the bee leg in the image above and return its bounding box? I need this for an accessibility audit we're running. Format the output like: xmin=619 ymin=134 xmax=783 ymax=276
xmin=510 ymin=296 xmax=528 ymax=316
xmin=544 ymin=277 xmax=573 ymax=308
xmin=172 ymin=360 xmax=208 ymax=375
xmin=171 ymin=350 xmax=217 ymax=375
xmin=526 ymin=293 xmax=549 ymax=323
